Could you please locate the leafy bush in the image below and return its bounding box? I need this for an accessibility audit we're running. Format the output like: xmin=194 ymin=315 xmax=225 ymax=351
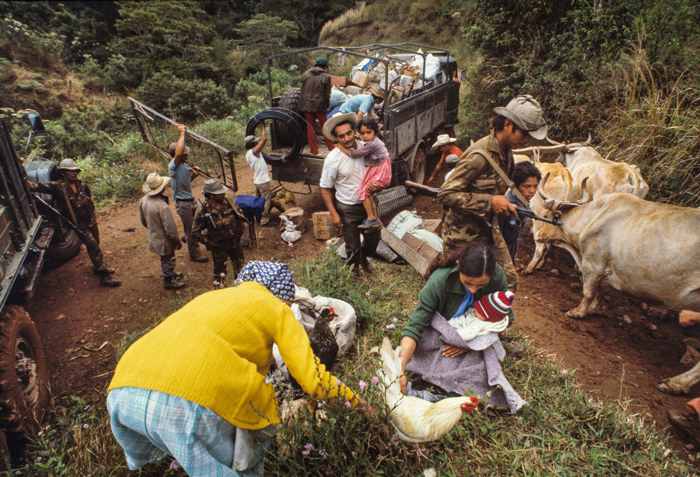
xmin=135 ymin=74 xmax=235 ymax=124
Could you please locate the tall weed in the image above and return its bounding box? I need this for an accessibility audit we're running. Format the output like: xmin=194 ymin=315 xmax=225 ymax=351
xmin=601 ymin=47 xmax=700 ymax=207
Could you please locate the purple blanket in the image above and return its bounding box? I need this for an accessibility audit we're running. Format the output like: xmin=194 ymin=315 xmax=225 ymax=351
xmin=405 ymin=312 xmax=527 ymax=413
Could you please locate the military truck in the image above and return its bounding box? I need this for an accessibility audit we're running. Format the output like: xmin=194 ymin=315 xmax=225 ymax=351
xmin=248 ymin=43 xmax=460 ymax=188
xmin=0 ymin=115 xmax=59 ymax=467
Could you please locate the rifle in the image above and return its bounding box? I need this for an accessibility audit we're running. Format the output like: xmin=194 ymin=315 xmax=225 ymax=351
xmin=515 ymin=206 xmax=562 ymax=226
xmin=404 ymin=180 xmax=562 ymax=226
xmin=33 ymin=195 xmax=87 ymax=240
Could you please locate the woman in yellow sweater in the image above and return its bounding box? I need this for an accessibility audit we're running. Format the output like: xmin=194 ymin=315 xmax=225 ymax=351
xmin=107 ymin=262 xmax=373 ymax=476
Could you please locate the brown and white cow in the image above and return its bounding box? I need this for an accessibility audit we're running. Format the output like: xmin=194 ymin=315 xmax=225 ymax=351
xmin=560 ymin=145 xmax=649 ymax=200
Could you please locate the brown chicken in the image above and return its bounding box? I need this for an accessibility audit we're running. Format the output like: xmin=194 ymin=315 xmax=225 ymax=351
xmin=309 ymin=307 xmax=339 ymax=371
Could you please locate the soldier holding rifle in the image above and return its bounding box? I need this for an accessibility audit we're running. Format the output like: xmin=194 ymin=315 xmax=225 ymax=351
xmin=28 ymin=159 xmax=121 ymax=287
xmin=191 ymin=179 xmax=247 ymax=287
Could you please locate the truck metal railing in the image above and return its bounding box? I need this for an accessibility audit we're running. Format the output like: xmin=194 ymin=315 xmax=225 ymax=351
xmin=128 ymin=97 xmax=238 ymax=192
xmin=264 ymin=43 xmax=453 ymax=139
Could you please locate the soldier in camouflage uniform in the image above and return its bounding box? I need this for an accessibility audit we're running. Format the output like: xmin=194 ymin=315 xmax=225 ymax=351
xmin=28 ymin=159 xmax=121 ymax=287
xmin=437 ymin=95 xmax=548 ymax=292
xmin=191 ymin=179 xmax=246 ymax=286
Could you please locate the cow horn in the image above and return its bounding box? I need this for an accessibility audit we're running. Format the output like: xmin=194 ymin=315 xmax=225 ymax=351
xmin=585 ymin=132 xmax=592 ymax=145
xmin=538 ymin=172 xmax=553 ymax=206
xmin=576 ymin=177 xmax=591 ymax=203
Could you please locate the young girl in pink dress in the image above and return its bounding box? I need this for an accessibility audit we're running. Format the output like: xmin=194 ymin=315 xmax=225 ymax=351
xmin=336 ymin=116 xmax=392 ymax=229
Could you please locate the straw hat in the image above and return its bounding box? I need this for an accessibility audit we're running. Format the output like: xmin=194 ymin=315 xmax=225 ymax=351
xmin=202 ymin=179 xmax=228 ymax=195
xmin=432 ymin=134 xmax=457 ymax=149
xmin=142 ymin=172 xmax=170 ymax=196
xmin=322 ymin=113 xmax=358 ymax=142
xmin=493 ymin=95 xmax=547 ymax=140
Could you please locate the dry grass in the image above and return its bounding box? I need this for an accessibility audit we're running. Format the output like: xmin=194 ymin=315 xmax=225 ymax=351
xmin=600 ymin=46 xmax=700 ymax=206
xmin=319 ymin=2 xmax=372 ymax=44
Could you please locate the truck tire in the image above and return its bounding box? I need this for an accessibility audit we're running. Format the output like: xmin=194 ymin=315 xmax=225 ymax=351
xmin=0 ymin=306 xmax=48 ymax=442
xmin=410 ymin=147 xmax=427 ymax=184
xmin=276 ymin=88 xmax=307 ymax=146
xmin=44 ymin=227 xmax=81 ymax=265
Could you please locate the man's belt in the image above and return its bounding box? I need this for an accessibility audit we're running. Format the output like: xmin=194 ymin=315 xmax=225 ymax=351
xmin=176 ymin=198 xmax=195 ymax=202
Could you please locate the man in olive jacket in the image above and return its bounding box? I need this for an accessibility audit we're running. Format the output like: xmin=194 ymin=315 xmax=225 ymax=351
xmin=139 ymin=173 xmax=186 ymax=290
xmin=298 ymin=57 xmax=334 ymax=155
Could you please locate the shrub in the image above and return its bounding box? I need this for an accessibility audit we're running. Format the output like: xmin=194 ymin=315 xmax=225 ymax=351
xmin=135 ymin=74 xmax=235 ymax=124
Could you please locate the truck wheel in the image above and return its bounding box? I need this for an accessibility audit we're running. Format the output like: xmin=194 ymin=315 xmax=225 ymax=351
xmin=45 ymin=227 xmax=81 ymax=265
xmin=0 ymin=306 xmax=48 ymax=441
xmin=277 ymin=88 xmax=307 ymax=146
xmin=410 ymin=147 xmax=427 ymax=184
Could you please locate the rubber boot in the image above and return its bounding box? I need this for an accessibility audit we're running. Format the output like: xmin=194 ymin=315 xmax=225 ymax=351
xmin=99 ymin=272 xmax=121 ymax=287
xmin=164 ymin=276 xmax=186 ymax=290
xmin=360 ymin=250 xmax=374 ymax=274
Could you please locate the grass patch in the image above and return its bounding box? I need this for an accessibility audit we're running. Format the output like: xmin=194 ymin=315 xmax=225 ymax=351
xmin=15 ymin=252 xmax=694 ymax=475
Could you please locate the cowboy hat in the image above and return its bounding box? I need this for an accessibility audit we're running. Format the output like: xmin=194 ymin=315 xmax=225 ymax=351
xmin=58 ymin=159 xmax=81 ymax=172
xmin=202 ymin=178 xmax=228 ymax=195
xmin=142 ymin=172 xmax=171 ymax=196
xmin=432 ymin=134 xmax=457 ymax=149
xmin=493 ymin=95 xmax=548 ymax=140
xmin=322 ymin=113 xmax=357 ymax=142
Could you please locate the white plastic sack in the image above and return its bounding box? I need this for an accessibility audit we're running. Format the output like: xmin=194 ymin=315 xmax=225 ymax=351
xmin=386 ymin=210 xmax=424 ymax=239
xmin=410 ymin=229 xmax=443 ymax=253
xmin=280 ymin=216 xmax=302 ymax=243
xmin=291 ymin=285 xmax=356 ymax=358
xmin=423 ymin=53 xmax=440 ymax=81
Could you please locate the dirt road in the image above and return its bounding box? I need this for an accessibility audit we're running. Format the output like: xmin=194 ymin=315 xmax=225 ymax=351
xmin=26 ymin=162 xmax=700 ymax=457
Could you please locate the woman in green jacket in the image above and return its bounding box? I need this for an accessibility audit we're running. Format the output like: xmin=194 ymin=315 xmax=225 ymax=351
xmin=398 ymin=243 xmax=513 ymax=394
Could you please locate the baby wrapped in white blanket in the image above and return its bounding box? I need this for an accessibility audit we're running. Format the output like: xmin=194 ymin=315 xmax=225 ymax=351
xmin=447 ymin=291 xmax=514 ymax=342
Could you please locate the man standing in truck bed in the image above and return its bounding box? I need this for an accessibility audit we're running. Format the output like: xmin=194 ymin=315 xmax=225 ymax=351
xmin=437 ymin=95 xmax=548 ymax=292
xmin=28 ymin=159 xmax=121 ymax=287
xmin=298 ymin=57 xmax=334 ymax=155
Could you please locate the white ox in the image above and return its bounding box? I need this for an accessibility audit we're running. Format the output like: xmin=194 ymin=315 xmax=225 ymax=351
xmin=516 ymin=144 xmax=650 ymax=274
xmin=523 ymin=163 xmax=577 ymax=274
xmin=536 ymin=180 xmax=700 ymax=394
xmin=561 ymin=145 xmax=649 ymax=200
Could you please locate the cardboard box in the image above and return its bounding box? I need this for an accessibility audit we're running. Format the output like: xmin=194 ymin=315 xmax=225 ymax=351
xmin=351 ymin=70 xmax=370 ymax=89
xmin=331 ymin=75 xmax=350 ymax=87
xmin=312 ymin=212 xmax=341 ymax=240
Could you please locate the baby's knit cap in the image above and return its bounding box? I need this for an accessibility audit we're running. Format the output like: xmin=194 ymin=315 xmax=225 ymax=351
xmin=475 ymin=291 xmax=515 ymax=323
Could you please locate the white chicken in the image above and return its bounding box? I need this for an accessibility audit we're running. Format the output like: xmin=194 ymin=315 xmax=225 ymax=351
xmin=378 ymin=337 xmax=479 ymax=443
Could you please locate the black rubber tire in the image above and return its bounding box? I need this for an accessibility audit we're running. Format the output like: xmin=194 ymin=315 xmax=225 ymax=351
xmin=0 ymin=306 xmax=48 ymax=453
xmin=276 ymin=88 xmax=306 ymax=146
xmin=44 ymin=226 xmax=81 ymax=265
xmin=410 ymin=147 xmax=427 ymax=184
xmin=247 ymin=109 xmax=306 ymax=164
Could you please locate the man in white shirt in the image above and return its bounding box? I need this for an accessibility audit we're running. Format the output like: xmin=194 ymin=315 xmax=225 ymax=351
xmin=319 ymin=113 xmax=381 ymax=273
xmin=244 ymin=123 xmax=277 ymax=226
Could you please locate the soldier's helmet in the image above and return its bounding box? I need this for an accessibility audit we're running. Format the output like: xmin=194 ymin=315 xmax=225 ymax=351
xmin=58 ymin=159 xmax=81 ymax=172
xmin=202 ymin=179 xmax=228 ymax=195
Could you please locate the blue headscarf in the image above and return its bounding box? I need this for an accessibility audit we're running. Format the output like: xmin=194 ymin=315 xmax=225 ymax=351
xmin=235 ymin=261 xmax=295 ymax=302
